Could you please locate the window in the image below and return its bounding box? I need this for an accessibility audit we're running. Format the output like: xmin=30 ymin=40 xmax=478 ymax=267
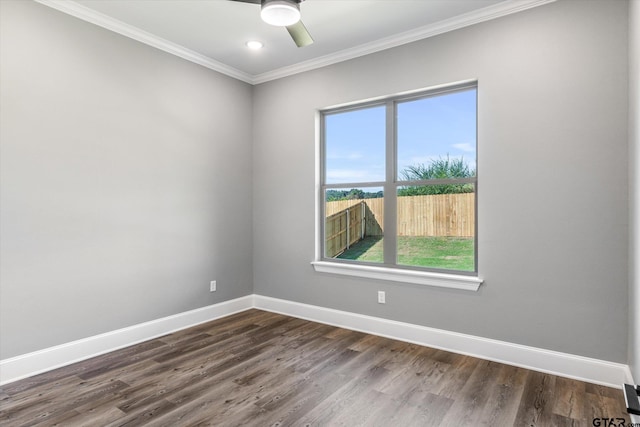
xmin=313 ymin=82 xmax=482 ymax=290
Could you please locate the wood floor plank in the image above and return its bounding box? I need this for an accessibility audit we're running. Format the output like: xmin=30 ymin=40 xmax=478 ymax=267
xmin=1 ymin=375 xmax=82 ymax=414
xmin=476 ymin=364 xmax=529 ymax=426
xmin=323 ymin=387 xmax=394 ymax=426
xmin=74 ymin=339 xmax=168 ymax=381
xmin=375 ymin=346 xmax=447 ymax=398
xmin=1 ymin=378 xmax=129 ymax=426
xmin=553 ymin=376 xmax=587 ymax=420
xmin=513 ymin=371 xmax=557 ymax=426
xmin=402 ymin=390 xmax=456 ymax=427
xmin=431 ymin=354 xmax=480 ymax=399
xmin=141 ymin=339 xmax=275 ymax=412
xmin=104 ymin=398 xmax=178 ymax=427
xmin=438 ymin=359 xmax=502 ymax=426
xmin=45 ymin=400 xmax=126 ymax=427
xmin=251 ymin=371 xmax=351 ymax=427
xmin=296 ymin=365 xmax=391 ymax=426
xmin=0 ymin=309 xmax=631 ymax=426
xmin=29 ymin=408 xmax=82 ymax=427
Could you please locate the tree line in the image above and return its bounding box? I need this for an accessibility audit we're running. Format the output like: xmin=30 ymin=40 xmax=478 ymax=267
xmin=327 ymin=156 xmax=474 ymax=201
xmin=326 ymin=188 xmax=383 ymax=201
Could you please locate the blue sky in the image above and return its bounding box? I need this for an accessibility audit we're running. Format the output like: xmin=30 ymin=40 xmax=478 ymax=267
xmin=325 ymin=88 xmax=476 ymax=185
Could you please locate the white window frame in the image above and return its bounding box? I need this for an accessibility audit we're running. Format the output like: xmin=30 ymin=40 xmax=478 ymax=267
xmin=312 ymin=81 xmax=483 ymax=291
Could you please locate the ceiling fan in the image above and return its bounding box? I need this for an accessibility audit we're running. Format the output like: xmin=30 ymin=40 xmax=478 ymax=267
xmin=229 ymin=0 xmax=314 ymax=48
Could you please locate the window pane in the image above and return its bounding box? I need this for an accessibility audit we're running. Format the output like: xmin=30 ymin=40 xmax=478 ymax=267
xmin=324 ymin=187 xmax=383 ymax=263
xmin=397 ymin=89 xmax=476 ymax=182
xmin=396 ymin=184 xmax=475 ymax=271
xmin=325 ymin=106 xmax=386 ymax=184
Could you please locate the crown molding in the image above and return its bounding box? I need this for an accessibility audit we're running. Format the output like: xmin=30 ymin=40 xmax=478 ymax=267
xmin=33 ymin=0 xmax=254 ymax=84
xmin=34 ymin=0 xmax=555 ymax=86
xmin=253 ymin=0 xmax=556 ymax=84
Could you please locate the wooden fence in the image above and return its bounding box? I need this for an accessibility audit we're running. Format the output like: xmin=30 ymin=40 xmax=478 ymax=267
xmin=397 ymin=193 xmax=475 ymax=237
xmin=325 ymin=192 xmax=474 ymax=243
xmin=325 ymin=202 xmax=366 ymax=258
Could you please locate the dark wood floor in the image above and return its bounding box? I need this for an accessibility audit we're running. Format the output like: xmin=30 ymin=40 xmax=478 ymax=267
xmin=0 ymin=309 xmax=631 ymax=426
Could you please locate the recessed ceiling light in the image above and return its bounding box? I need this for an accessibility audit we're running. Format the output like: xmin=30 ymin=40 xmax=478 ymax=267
xmin=246 ymin=40 xmax=264 ymax=50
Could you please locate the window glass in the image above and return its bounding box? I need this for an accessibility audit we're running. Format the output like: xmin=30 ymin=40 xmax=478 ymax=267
xmin=320 ymin=84 xmax=477 ymax=275
xmin=397 ymin=89 xmax=476 ymax=181
xmin=396 ymin=185 xmax=475 ymax=271
xmin=324 ymin=187 xmax=384 ymax=263
xmin=325 ymin=106 xmax=386 ymax=184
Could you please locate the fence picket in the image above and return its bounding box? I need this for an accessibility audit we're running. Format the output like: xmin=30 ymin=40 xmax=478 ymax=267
xmin=325 ymin=201 xmax=368 ymax=258
xmin=325 ymin=193 xmax=474 ymax=243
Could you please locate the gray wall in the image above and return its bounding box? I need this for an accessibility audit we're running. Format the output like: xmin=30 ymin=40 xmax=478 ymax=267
xmin=1 ymin=0 xmax=633 ymax=368
xmin=252 ymin=0 xmax=629 ymax=362
xmin=0 ymin=1 xmax=254 ymax=359
xmin=630 ymin=0 xmax=640 ymax=382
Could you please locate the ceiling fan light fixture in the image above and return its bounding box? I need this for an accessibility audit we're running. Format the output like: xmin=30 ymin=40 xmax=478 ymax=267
xmin=260 ymin=0 xmax=300 ymax=27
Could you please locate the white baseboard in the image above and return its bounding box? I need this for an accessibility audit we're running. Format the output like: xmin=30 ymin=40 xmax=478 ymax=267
xmin=1 ymin=293 xmax=632 ymax=389
xmin=253 ymin=295 xmax=633 ymax=389
xmin=0 ymin=295 xmax=254 ymax=385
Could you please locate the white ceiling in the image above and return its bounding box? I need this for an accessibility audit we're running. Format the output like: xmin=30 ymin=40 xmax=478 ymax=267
xmin=36 ymin=0 xmax=554 ymax=84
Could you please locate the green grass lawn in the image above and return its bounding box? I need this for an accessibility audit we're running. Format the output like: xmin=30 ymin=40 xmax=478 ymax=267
xmin=337 ymin=236 xmax=474 ymax=271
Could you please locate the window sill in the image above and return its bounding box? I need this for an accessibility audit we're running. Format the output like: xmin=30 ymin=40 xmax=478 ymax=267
xmin=311 ymin=261 xmax=483 ymax=291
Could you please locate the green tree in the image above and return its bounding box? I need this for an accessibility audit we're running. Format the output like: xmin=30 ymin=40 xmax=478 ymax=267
xmin=346 ymin=189 xmax=364 ymax=199
xmin=398 ymin=155 xmax=475 ymax=196
xmin=326 ymin=189 xmax=384 ymax=201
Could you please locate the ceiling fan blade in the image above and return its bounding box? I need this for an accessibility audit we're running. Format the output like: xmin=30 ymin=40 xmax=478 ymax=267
xmin=228 ymin=0 xmax=261 ymax=4
xmin=286 ymin=20 xmax=313 ymax=47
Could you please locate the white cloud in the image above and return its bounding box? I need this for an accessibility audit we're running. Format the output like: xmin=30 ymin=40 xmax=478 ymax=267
xmin=326 ymin=168 xmax=384 ymax=184
xmin=452 ymin=142 xmax=476 ymax=153
xmin=408 ymin=155 xmax=440 ymax=165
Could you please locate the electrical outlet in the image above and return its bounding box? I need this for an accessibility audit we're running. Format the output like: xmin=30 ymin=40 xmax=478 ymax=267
xmin=210 ymin=280 xmax=217 ymax=292
xmin=377 ymin=291 xmax=386 ymax=304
